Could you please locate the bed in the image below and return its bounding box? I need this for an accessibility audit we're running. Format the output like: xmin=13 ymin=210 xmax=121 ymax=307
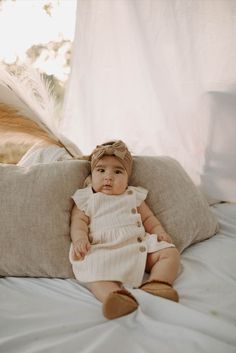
xmin=0 ymin=58 xmax=236 ymax=353
xmin=0 ymin=202 xmax=236 ymax=353
xmin=0 ymin=143 xmax=236 ymax=353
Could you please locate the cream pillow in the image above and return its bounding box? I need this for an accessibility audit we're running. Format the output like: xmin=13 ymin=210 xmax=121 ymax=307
xmin=0 ymin=160 xmax=90 ymax=278
xmin=130 ymin=156 xmax=219 ymax=253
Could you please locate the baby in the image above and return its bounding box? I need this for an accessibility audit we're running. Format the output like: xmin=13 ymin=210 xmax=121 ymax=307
xmin=70 ymin=140 xmax=180 ymax=319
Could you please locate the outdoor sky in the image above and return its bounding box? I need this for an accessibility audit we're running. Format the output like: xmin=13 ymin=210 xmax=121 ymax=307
xmin=0 ymin=0 xmax=76 ymax=77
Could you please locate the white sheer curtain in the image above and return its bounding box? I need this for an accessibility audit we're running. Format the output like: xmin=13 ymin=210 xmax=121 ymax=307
xmin=62 ymin=0 xmax=236 ymax=199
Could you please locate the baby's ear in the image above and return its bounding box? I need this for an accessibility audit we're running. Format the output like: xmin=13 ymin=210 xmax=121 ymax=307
xmin=84 ymin=175 xmax=92 ymax=187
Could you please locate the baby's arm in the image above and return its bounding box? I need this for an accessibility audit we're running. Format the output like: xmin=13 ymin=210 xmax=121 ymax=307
xmin=70 ymin=204 xmax=91 ymax=260
xmin=138 ymin=201 xmax=173 ymax=243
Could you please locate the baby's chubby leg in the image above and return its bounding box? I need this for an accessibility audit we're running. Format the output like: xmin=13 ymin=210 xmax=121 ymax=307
xmin=140 ymin=247 xmax=180 ymax=301
xmin=86 ymin=281 xmax=139 ymax=319
xmin=146 ymin=247 xmax=180 ymax=284
xmin=86 ymin=280 xmax=121 ymax=303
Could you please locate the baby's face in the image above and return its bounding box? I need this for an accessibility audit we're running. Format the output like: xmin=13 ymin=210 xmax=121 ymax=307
xmin=91 ymin=156 xmax=128 ymax=195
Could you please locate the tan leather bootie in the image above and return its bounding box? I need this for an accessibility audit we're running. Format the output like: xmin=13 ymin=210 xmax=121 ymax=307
xmin=139 ymin=280 xmax=179 ymax=302
xmin=103 ymin=289 xmax=139 ymax=320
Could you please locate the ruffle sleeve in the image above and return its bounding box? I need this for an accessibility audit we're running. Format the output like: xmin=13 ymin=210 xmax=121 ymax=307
xmin=129 ymin=186 xmax=148 ymax=207
xmin=71 ymin=186 xmax=92 ymax=214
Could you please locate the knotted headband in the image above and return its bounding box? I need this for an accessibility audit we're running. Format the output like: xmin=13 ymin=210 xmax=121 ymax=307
xmin=90 ymin=140 xmax=133 ymax=176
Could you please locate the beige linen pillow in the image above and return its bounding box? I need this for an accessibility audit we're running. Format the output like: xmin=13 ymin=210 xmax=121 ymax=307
xmin=0 ymin=160 xmax=90 ymax=278
xmin=130 ymin=156 xmax=219 ymax=253
xmin=0 ymin=155 xmax=219 ymax=278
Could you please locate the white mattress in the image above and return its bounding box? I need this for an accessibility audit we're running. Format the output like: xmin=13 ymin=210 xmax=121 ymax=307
xmin=0 ymin=203 xmax=236 ymax=353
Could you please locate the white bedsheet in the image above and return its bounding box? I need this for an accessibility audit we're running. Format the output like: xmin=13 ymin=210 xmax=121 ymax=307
xmin=0 ymin=203 xmax=236 ymax=353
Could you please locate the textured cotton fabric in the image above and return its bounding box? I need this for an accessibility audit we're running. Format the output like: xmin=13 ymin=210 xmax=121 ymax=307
xmin=70 ymin=185 xmax=173 ymax=287
xmin=70 ymin=186 xmax=149 ymax=287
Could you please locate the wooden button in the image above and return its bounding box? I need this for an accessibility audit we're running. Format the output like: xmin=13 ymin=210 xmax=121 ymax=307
xmin=137 ymin=236 xmax=142 ymax=242
xmin=127 ymin=190 xmax=133 ymax=195
xmin=137 ymin=221 xmax=142 ymax=227
xmin=131 ymin=208 xmax=136 ymax=214
xmin=139 ymin=246 xmax=146 ymax=252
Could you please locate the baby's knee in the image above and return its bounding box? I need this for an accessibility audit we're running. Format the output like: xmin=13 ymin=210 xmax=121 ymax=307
xmin=161 ymin=247 xmax=180 ymax=262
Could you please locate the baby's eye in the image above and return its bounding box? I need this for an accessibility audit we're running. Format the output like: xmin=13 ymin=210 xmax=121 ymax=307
xmin=98 ymin=168 xmax=105 ymax=173
xmin=115 ymin=170 xmax=123 ymax=174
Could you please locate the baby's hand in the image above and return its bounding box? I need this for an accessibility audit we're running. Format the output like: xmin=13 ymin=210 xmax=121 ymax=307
xmin=73 ymin=238 xmax=91 ymax=260
xmin=157 ymin=232 xmax=173 ymax=243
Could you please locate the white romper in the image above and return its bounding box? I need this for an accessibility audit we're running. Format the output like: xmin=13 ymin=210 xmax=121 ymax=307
xmin=69 ymin=186 xmax=174 ymax=288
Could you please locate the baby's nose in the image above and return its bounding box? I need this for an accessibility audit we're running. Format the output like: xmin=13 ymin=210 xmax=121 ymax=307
xmin=105 ymin=173 xmax=112 ymax=180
